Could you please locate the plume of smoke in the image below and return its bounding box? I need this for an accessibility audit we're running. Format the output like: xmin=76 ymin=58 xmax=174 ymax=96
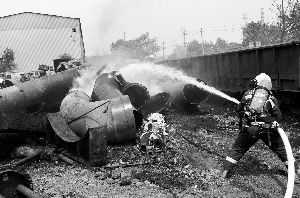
xmin=119 ymin=62 xmax=188 ymax=96
xmin=71 ymin=50 xmax=134 ymax=96
xmin=71 ymin=64 xmax=107 ymax=96
xmin=119 ymin=62 xmax=239 ymax=104
xmin=70 ymin=59 xmax=239 ymax=104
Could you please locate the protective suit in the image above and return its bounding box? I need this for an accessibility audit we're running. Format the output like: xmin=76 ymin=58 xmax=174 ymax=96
xmin=222 ymin=73 xmax=288 ymax=178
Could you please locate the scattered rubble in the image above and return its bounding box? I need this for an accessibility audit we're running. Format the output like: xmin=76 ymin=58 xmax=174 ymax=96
xmin=0 ymin=103 xmax=297 ymax=197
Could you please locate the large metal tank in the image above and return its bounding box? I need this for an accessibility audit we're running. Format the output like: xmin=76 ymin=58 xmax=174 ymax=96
xmin=58 ymin=90 xmax=136 ymax=144
xmin=160 ymin=81 xmax=210 ymax=111
xmin=0 ymin=69 xmax=80 ymax=113
xmin=91 ymin=73 xmax=123 ymax=101
xmin=115 ymin=74 xmax=150 ymax=109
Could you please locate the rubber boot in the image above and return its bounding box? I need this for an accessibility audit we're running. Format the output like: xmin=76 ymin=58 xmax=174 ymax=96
xmin=221 ymin=160 xmax=236 ymax=179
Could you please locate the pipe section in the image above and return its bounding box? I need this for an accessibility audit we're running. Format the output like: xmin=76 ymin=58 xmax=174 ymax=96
xmin=116 ymin=74 xmax=150 ymax=109
xmin=139 ymin=92 xmax=171 ymax=117
xmin=91 ymin=73 xmax=123 ymax=101
xmin=0 ymin=169 xmax=33 ymax=197
xmin=56 ymin=90 xmax=136 ymax=144
xmin=16 ymin=184 xmax=40 ymax=198
xmin=0 ymin=69 xmax=80 ymax=112
xmin=161 ymin=82 xmax=210 ymax=111
xmin=183 ymin=84 xmax=210 ymax=105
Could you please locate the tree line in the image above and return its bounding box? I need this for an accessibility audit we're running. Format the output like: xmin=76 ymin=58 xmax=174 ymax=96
xmin=110 ymin=0 xmax=300 ymax=60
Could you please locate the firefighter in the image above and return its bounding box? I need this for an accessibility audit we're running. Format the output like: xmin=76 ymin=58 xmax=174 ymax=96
xmin=222 ymin=73 xmax=298 ymax=182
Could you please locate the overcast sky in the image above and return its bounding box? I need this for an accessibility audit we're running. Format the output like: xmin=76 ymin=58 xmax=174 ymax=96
xmin=2 ymin=0 xmax=277 ymax=56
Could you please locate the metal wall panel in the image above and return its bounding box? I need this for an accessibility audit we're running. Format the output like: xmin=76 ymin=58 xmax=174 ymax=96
xmin=0 ymin=12 xmax=85 ymax=73
xmin=158 ymin=41 xmax=300 ymax=92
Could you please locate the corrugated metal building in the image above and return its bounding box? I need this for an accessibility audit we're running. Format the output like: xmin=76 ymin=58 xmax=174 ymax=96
xmin=0 ymin=12 xmax=85 ymax=72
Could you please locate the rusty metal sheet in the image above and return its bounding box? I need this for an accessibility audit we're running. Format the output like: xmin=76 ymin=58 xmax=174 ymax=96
xmin=47 ymin=112 xmax=81 ymax=142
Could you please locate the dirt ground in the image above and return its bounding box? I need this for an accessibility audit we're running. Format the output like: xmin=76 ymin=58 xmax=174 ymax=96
xmin=12 ymin=101 xmax=300 ymax=198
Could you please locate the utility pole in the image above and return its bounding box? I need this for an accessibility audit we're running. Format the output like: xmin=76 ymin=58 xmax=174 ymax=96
xmin=280 ymin=0 xmax=285 ymax=42
xmin=162 ymin=41 xmax=166 ymax=59
xmin=261 ymin=8 xmax=265 ymax=23
xmin=181 ymin=28 xmax=187 ymax=57
xmin=200 ymin=28 xmax=205 ymax=55
xmin=242 ymin=14 xmax=248 ymax=26
xmin=123 ymin=32 xmax=126 ymax=40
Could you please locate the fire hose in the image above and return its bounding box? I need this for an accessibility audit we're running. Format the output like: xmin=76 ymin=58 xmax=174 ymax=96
xmin=251 ymin=122 xmax=295 ymax=198
xmin=277 ymin=127 xmax=295 ymax=198
xmin=176 ymin=124 xmax=295 ymax=197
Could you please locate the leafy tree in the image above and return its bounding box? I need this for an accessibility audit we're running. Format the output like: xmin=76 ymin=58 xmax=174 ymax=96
xmin=227 ymin=42 xmax=244 ymax=51
xmin=187 ymin=40 xmax=203 ymax=56
xmin=241 ymin=1 xmax=300 ymax=46
xmin=0 ymin=48 xmax=17 ymax=72
xmin=285 ymin=1 xmax=300 ymax=40
xmin=270 ymin=0 xmax=300 ymax=42
xmin=110 ymin=32 xmax=160 ymax=60
xmin=214 ymin=38 xmax=229 ymax=53
xmin=272 ymin=0 xmax=297 ymax=42
xmin=185 ymin=38 xmax=243 ymax=58
xmin=242 ymin=21 xmax=281 ymax=47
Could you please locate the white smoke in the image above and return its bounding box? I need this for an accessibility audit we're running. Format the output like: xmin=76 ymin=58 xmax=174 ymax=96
xmin=119 ymin=62 xmax=239 ymax=104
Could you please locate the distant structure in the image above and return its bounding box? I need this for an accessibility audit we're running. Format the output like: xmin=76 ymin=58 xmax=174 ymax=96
xmin=0 ymin=12 xmax=85 ymax=72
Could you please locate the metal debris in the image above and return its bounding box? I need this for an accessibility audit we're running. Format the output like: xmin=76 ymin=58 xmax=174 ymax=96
xmin=140 ymin=113 xmax=168 ymax=157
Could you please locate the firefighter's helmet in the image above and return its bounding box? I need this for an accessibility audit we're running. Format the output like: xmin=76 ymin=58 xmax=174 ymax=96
xmin=254 ymin=73 xmax=272 ymax=90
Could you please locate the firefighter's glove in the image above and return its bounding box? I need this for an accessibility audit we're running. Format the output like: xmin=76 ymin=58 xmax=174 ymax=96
xmin=272 ymin=121 xmax=279 ymax=128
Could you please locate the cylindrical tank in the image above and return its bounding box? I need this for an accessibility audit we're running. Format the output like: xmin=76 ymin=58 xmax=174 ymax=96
xmin=139 ymin=92 xmax=171 ymax=117
xmin=116 ymin=74 xmax=150 ymax=109
xmin=59 ymin=90 xmax=136 ymax=144
xmin=183 ymin=84 xmax=210 ymax=105
xmin=60 ymin=91 xmax=94 ymax=138
xmin=0 ymin=69 xmax=80 ymax=112
xmin=91 ymin=73 xmax=123 ymax=101
xmin=0 ymin=169 xmax=33 ymax=198
xmin=106 ymin=95 xmax=136 ymax=144
xmin=160 ymin=82 xmax=210 ymax=111
xmin=249 ymin=88 xmax=269 ymax=114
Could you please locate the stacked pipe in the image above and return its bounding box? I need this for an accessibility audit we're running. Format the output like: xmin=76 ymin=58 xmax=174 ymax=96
xmin=0 ymin=69 xmax=81 ymax=158
xmin=0 ymin=69 xmax=80 ymax=113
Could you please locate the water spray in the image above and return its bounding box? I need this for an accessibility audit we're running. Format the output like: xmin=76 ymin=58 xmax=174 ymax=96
xmin=119 ymin=63 xmax=239 ymax=104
